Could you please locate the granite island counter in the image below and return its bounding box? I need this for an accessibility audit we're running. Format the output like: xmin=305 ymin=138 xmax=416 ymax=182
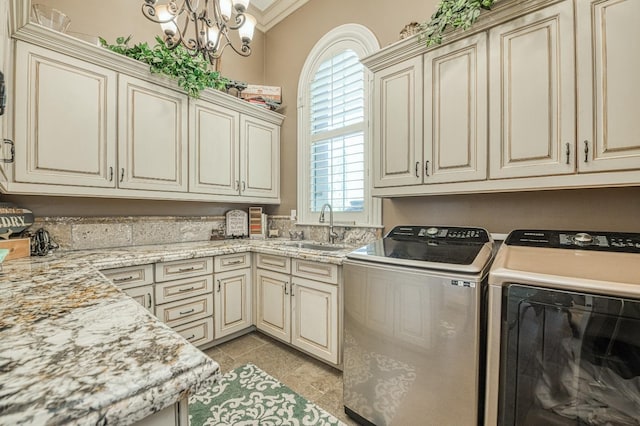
xmin=0 ymin=239 xmax=354 ymax=425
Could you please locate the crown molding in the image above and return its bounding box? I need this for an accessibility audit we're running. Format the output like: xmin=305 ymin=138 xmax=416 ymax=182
xmin=250 ymin=0 xmax=309 ymax=32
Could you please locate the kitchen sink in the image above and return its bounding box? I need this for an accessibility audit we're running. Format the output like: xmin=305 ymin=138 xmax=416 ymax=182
xmin=282 ymin=242 xmax=346 ymax=252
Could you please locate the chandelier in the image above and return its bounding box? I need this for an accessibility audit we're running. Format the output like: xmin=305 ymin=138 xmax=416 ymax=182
xmin=141 ymin=0 xmax=256 ymax=64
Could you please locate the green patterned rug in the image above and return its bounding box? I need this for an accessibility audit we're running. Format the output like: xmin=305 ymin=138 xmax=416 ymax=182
xmin=189 ymin=363 xmax=345 ymax=425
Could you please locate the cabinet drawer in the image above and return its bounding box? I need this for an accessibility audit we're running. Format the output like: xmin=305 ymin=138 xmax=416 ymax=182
xmin=174 ymin=317 xmax=214 ymax=347
xmin=155 ymin=275 xmax=214 ymax=305
xmin=215 ymin=252 xmax=251 ymax=272
xmin=292 ymin=259 xmax=338 ymax=284
xmin=256 ymin=253 xmax=290 ymax=274
xmin=102 ymin=264 xmax=154 ymax=290
xmin=155 ymin=294 xmax=214 ymax=327
xmin=155 ymin=257 xmax=213 ymax=282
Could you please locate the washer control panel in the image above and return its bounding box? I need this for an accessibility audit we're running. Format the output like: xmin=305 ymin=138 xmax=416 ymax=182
xmin=506 ymin=230 xmax=640 ymax=253
xmin=387 ymin=226 xmax=490 ymax=243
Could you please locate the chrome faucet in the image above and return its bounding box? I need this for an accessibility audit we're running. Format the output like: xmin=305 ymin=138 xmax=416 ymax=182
xmin=319 ymin=203 xmax=339 ymax=244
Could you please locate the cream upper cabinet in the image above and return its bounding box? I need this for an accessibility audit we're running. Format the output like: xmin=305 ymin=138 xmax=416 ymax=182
xmin=373 ymin=56 xmax=423 ymax=188
xmin=424 ymin=33 xmax=488 ymax=184
xmin=240 ymin=115 xmax=280 ymax=199
xmin=13 ymin=41 xmax=117 ymax=187
xmin=488 ymin=0 xmax=575 ymax=179
xmin=190 ymin=99 xmax=280 ymax=199
xmin=189 ymin=100 xmax=239 ymax=196
xmin=118 ymin=75 xmax=188 ymax=192
xmin=576 ymin=0 xmax=640 ymax=173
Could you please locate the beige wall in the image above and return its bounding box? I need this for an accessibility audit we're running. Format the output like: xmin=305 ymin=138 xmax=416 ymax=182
xmin=38 ymin=0 xmax=265 ymax=83
xmin=264 ymin=0 xmax=439 ymax=215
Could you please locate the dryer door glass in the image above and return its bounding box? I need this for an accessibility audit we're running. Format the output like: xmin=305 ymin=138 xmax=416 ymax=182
xmin=500 ymin=285 xmax=640 ymax=425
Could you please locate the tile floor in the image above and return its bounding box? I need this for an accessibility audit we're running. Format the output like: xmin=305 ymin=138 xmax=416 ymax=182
xmin=203 ymin=331 xmax=359 ymax=425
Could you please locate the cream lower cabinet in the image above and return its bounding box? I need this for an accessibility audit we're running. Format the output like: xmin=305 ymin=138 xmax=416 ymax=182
xmin=576 ymin=0 xmax=640 ymax=173
xmin=255 ymin=268 xmax=291 ymax=342
xmin=155 ymin=258 xmax=215 ymax=346
xmin=489 ymin=0 xmax=575 ymax=179
xmin=213 ymin=253 xmax=252 ymax=339
xmin=101 ymin=264 xmax=155 ymax=313
xmin=13 ymin=41 xmax=117 ymax=188
xmin=118 ymin=75 xmax=188 ymax=192
xmin=255 ymin=254 xmax=340 ymax=365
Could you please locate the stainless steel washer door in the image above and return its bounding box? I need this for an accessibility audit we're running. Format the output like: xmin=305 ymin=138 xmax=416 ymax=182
xmin=343 ymin=260 xmax=484 ymax=425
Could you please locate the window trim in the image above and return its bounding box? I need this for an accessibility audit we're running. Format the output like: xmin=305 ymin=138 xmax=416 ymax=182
xmin=296 ymin=23 xmax=380 ymax=227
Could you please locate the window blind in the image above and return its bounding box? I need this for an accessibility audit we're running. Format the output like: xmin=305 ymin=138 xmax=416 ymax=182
xmin=309 ymin=50 xmax=365 ymax=213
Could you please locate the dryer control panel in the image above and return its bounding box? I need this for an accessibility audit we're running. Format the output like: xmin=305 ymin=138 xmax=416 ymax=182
xmin=505 ymin=229 xmax=640 ymax=253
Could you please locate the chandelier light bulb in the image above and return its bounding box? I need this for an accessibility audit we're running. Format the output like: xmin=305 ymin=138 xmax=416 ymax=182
xmin=238 ymin=13 xmax=256 ymax=43
xmin=156 ymin=4 xmax=178 ymax=35
xmin=219 ymin=0 xmax=232 ymax=20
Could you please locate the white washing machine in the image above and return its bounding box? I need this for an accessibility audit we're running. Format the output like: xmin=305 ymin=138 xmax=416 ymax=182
xmin=485 ymin=229 xmax=640 ymax=425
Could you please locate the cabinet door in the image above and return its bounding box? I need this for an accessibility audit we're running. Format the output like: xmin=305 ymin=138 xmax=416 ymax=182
xmin=424 ymin=33 xmax=488 ymax=184
xmin=118 ymin=75 xmax=188 ymax=192
xmin=124 ymin=284 xmax=154 ymax=313
xmin=239 ymin=115 xmax=280 ymax=199
xmin=372 ymin=56 xmax=423 ymax=187
xmin=0 ymin=0 xmax=10 ymax=191
xmin=489 ymin=0 xmax=575 ymax=179
xmin=291 ymin=277 xmax=338 ymax=364
xmin=13 ymin=42 xmax=117 ymax=187
xmin=189 ymin=100 xmax=240 ymax=195
xmin=214 ymin=268 xmax=252 ymax=339
xmin=576 ymin=0 xmax=640 ymax=172
xmin=255 ymin=268 xmax=290 ymax=342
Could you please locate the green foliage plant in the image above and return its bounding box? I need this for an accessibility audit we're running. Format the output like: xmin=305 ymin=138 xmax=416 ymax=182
xmin=420 ymin=0 xmax=495 ymax=47
xmin=100 ymin=36 xmax=230 ymax=98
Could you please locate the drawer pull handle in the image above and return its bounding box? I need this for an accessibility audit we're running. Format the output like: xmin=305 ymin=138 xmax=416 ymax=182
xmin=415 ymin=161 xmax=420 ymax=178
xmin=565 ymin=143 xmax=570 ymax=165
xmin=178 ymin=286 xmax=196 ymax=292
xmin=120 ymin=168 xmax=125 ymax=182
xmin=217 ymin=280 xmax=221 ymax=293
xmin=179 ymin=308 xmax=195 ymax=315
xmin=290 ymin=283 xmax=295 ymax=297
xmin=113 ymin=276 xmax=135 ymax=283
xmin=425 ymin=160 xmax=430 ymax=177
xmin=226 ymin=259 xmax=243 ymax=265
xmin=146 ymin=293 xmax=152 ymax=309
xmin=284 ymin=282 xmax=289 ymax=295
xmin=178 ymin=266 xmax=196 ymax=272
xmin=187 ymin=334 xmax=196 ymax=341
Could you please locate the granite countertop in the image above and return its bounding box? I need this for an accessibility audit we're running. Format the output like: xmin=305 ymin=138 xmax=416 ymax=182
xmin=0 ymin=238 xmax=355 ymax=425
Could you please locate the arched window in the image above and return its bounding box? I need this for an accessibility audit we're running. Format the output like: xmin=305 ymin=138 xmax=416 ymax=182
xmin=297 ymin=24 xmax=380 ymax=226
